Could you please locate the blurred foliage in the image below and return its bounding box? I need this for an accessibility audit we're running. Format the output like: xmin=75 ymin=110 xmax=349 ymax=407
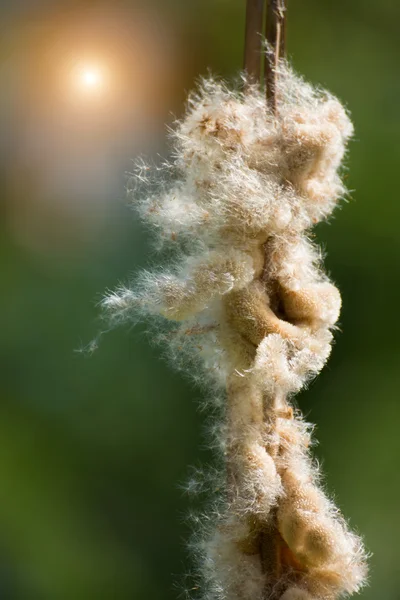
xmin=0 ymin=0 xmax=399 ymax=598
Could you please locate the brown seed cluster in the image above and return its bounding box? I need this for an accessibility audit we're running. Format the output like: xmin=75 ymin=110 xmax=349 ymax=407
xmin=103 ymin=62 xmax=368 ymax=599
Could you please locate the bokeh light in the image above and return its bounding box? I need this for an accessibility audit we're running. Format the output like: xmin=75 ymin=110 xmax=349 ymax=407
xmin=2 ymin=3 xmax=179 ymax=259
xmin=68 ymin=63 xmax=108 ymax=101
xmin=78 ymin=66 xmax=103 ymax=90
xmin=69 ymin=62 xmax=108 ymax=100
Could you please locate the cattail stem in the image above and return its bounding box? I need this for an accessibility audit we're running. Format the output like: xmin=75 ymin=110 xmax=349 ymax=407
xmin=243 ymin=0 xmax=287 ymax=104
xmin=265 ymin=0 xmax=286 ymax=110
xmin=243 ymin=0 xmax=264 ymax=83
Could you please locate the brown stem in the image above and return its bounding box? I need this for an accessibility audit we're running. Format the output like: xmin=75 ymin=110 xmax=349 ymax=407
xmin=243 ymin=0 xmax=265 ymax=84
xmin=265 ymin=0 xmax=286 ymax=111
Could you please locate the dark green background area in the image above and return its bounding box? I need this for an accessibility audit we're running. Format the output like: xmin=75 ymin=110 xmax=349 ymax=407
xmin=0 ymin=0 xmax=399 ymax=598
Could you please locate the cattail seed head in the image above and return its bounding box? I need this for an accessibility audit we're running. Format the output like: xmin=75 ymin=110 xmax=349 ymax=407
xmin=103 ymin=58 xmax=368 ymax=600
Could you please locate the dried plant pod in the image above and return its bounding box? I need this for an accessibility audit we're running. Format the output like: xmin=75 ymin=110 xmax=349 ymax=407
xmin=103 ymin=60 xmax=368 ymax=599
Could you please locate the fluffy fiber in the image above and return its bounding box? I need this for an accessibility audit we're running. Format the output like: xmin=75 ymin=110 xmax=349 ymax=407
xmin=103 ymin=61 xmax=368 ymax=599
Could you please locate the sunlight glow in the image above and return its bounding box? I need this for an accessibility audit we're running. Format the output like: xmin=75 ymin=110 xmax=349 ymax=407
xmin=80 ymin=67 xmax=103 ymax=89
xmin=70 ymin=64 xmax=107 ymax=98
xmin=81 ymin=68 xmax=102 ymax=88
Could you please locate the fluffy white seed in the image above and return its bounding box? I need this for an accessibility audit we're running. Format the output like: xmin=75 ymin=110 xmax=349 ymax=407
xmin=103 ymin=59 xmax=367 ymax=600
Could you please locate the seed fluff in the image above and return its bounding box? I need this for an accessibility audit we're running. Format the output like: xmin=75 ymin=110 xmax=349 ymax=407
xmin=103 ymin=60 xmax=368 ymax=600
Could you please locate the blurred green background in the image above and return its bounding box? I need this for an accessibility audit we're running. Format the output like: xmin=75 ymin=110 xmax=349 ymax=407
xmin=0 ymin=0 xmax=399 ymax=597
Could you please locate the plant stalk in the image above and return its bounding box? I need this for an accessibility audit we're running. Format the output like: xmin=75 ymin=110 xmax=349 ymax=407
xmin=243 ymin=0 xmax=265 ymax=83
xmin=265 ymin=0 xmax=286 ymax=110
